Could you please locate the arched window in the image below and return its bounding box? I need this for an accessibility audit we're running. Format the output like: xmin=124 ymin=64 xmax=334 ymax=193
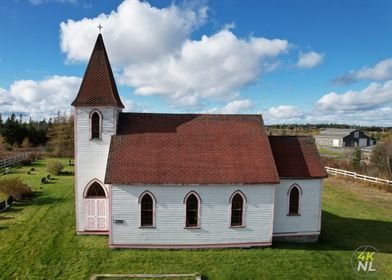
xmin=230 ymin=192 xmax=245 ymax=227
xmin=184 ymin=192 xmax=200 ymax=228
xmin=139 ymin=192 xmax=155 ymax=227
xmin=86 ymin=182 xmax=106 ymax=197
xmin=91 ymin=111 xmax=101 ymax=140
xmin=288 ymin=185 xmax=301 ymax=215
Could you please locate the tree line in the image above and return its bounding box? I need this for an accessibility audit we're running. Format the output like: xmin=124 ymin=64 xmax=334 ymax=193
xmin=267 ymin=123 xmax=392 ymax=132
xmin=0 ymin=112 xmax=73 ymax=157
xmin=0 ymin=113 xmax=48 ymax=148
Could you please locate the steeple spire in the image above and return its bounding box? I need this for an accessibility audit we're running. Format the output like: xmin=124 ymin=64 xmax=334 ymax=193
xmin=71 ymin=34 xmax=124 ymax=108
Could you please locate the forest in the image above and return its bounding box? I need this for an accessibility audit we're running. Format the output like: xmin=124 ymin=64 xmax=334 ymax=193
xmin=0 ymin=112 xmax=73 ymax=157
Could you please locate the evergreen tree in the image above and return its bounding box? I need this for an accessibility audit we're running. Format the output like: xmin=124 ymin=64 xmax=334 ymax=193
xmin=352 ymin=146 xmax=362 ymax=171
xmin=47 ymin=113 xmax=74 ymax=157
xmin=21 ymin=137 xmax=31 ymax=149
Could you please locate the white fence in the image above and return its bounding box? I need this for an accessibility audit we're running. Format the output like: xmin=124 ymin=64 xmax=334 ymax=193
xmin=0 ymin=153 xmax=31 ymax=169
xmin=326 ymin=167 xmax=392 ymax=186
xmin=0 ymin=196 xmax=14 ymax=213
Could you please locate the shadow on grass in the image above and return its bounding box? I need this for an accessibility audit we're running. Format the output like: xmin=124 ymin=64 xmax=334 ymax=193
xmin=0 ymin=216 xmax=14 ymax=220
xmin=60 ymin=171 xmax=74 ymax=176
xmin=1 ymin=192 xmax=66 ymax=214
xmin=26 ymin=192 xmax=66 ymax=206
xmin=3 ymin=206 xmax=23 ymax=213
xmin=0 ymin=226 xmax=9 ymax=231
xmin=41 ymin=181 xmax=55 ymax=185
xmin=273 ymin=211 xmax=392 ymax=253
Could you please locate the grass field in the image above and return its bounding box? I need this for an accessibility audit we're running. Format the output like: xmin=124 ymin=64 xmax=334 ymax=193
xmin=318 ymin=147 xmax=346 ymax=158
xmin=0 ymin=158 xmax=391 ymax=279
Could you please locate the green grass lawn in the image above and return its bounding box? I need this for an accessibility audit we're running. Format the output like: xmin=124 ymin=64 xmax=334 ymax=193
xmin=0 ymin=158 xmax=391 ymax=279
xmin=318 ymin=147 xmax=346 ymax=158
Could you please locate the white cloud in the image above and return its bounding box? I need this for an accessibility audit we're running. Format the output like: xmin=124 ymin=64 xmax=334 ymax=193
xmin=305 ymin=106 xmax=392 ymax=126
xmin=60 ymin=0 xmax=288 ymax=109
xmin=207 ymin=99 xmax=253 ymax=114
xmin=297 ymin=80 xmax=392 ymax=125
xmin=121 ymin=98 xmax=149 ymax=113
xmin=333 ymin=58 xmax=392 ymax=85
xmin=297 ymin=51 xmax=324 ymax=69
xmin=263 ymin=105 xmax=303 ymax=123
xmin=121 ymin=30 xmax=288 ymax=107
xmin=0 ymin=76 xmax=81 ymax=119
xmin=237 ymin=79 xmax=392 ymax=126
xmin=316 ymin=80 xmax=392 ymax=111
xmin=60 ymin=0 xmax=207 ymax=65
xmin=356 ymin=58 xmax=392 ymax=80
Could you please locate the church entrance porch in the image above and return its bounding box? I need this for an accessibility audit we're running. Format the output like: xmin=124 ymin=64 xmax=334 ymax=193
xmin=83 ymin=181 xmax=108 ymax=232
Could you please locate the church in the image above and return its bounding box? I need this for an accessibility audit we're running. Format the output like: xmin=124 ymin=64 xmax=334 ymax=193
xmin=72 ymin=34 xmax=327 ymax=249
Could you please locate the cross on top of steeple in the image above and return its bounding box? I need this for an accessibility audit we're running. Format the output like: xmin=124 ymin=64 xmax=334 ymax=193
xmin=97 ymin=24 xmax=103 ymax=33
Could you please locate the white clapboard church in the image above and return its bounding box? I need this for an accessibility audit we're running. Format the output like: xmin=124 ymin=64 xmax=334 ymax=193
xmin=72 ymin=34 xmax=327 ymax=249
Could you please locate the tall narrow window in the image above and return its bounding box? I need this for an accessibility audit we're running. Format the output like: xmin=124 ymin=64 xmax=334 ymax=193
xmin=288 ymin=186 xmax=300 ymax=215
xmin=231 ymin=193 xmax=244 ymax=227
xmin=140 ymin=193 xmax=154 ymax=227
xmin=185 ymin=193 xmax=199 ymax=228
xmin=91 ymin=111 xmax=100 ymax=139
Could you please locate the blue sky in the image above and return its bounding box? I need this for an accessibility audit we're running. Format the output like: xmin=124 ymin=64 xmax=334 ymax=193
xmin=1 ymin=0 xmax=392 ymax=125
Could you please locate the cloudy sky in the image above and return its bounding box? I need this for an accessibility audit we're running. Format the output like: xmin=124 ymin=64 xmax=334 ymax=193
xmin=1 ymin=0 xmax=392 ymax=125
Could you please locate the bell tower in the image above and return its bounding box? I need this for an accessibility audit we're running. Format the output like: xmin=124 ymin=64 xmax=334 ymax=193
xmin=72 ymin=34 xmax=124 ymax=234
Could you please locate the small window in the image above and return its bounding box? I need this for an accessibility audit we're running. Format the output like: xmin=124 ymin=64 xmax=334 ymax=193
xmin=140 ymin=193 xmax=154 ymax=227
xmin=86 ymin=182 xmax=106 ymax=197
xmin=91 ymin=111 xmax=101 ymax=139
xmin=230 ymin=193 xmax=244 ymax=227
xmin=288 ymin=186 xmax=300 ymax=215
xmin=185 ymin=194 xmax=199 ymax=228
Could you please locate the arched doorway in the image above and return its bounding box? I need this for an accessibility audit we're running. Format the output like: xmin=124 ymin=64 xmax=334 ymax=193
xmin=84 ymin=181 xmax=108 ymax=231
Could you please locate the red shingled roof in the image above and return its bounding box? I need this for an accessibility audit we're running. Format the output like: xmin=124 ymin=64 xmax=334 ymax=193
xmin=71 ymin=34 xmax=124 ymax=108
xmin=105 ymin=113 xmax=280 ymax=185
xmin=268 ymin=136 xmax=328 ymax=179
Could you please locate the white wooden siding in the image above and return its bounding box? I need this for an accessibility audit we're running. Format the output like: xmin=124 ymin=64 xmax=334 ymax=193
xmin=75 ymin=107 xmax=120 ymax=231
xmin=111 ymin=185 xmax=274 ymax=245
xmin=273 ymin=179 xmax=322 ymax=234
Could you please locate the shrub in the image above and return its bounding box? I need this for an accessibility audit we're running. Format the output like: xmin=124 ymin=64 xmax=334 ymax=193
xmin=30 ymin=151 xmax=42 ymax=161
xmin=47 ymin=160 xmax=64 ymax=175
xmin=0 ymin=178 xmax=33 ymax=200
xmin=20 ymin=158 xmax=33 ymax=166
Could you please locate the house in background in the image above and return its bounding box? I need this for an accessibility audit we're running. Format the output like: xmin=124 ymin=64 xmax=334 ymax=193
xmin=72 ymin=34 xmax=327 ymax=249
xmin=314 ymin=128 xmax=375 ymax=148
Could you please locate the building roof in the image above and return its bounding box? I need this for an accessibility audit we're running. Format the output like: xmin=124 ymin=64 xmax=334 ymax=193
xmin=71 ymin=34 xmax=124 ymax=108
xmin=317 ymin=128 xmax=357 ymax=138
xmin=268 ymin=136 xmax=328 ymax=179
xmin=105 ymin=113 xmax=280 ymax=185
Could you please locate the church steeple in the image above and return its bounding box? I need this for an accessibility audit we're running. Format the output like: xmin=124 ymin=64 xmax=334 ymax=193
xmin=71 ymin=34 xmax=124 ymax=108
